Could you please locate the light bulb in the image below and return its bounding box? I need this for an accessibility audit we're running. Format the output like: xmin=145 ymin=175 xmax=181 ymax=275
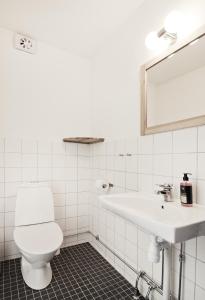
xmin=159 ymin=36 xmax=172 ymax=50
xmin=145 ymin=31 xmax=160 ymax=50
xmin=145 ymin=31 xmax=170 ymax=51
xmin=164 ymin=10 xmax=182 ymax=34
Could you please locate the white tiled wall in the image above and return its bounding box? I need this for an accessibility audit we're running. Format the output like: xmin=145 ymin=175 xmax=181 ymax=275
xmin=0 ymin=138 xmax=91 ymax=260
xmin=89 ymin=125 xmax=205 ymax=300
xmin=1 ymin=127 xmax=205 ymax=299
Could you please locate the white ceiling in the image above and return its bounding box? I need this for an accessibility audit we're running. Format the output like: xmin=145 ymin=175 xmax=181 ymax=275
xmin=0 ymin=0 xmax=144 ymax=57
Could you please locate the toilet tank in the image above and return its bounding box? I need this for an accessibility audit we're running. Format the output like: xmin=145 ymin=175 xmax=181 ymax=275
xmin=15 ymin=183 xmax=55 ymax=226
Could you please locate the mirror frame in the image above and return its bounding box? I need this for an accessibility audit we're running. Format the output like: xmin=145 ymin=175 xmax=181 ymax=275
xmin=141 ymin=25 xmax=205 ymax=135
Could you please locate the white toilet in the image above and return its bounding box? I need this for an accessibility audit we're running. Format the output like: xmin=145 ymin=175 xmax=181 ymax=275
xmin=14 ymin=183 xmax=63 ymax=290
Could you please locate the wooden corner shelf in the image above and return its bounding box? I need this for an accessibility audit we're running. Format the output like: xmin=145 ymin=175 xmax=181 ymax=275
xmin=63 ymin=137 xmax=104 ymax=144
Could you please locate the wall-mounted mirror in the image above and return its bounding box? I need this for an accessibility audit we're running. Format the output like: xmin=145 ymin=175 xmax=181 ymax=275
xmin=141 ymin=26 xmax=205 ymax=135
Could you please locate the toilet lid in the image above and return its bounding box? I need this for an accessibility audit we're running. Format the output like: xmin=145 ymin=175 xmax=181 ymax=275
xmin=14 ymin=222 xmax=63 ymax=255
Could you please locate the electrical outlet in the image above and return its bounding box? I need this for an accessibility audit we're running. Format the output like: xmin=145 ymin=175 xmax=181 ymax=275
xmin=14 ymin=33 xmax=36 ymax=54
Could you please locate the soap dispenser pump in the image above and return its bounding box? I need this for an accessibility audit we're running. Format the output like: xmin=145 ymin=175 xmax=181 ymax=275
xmin=180 ymin=173 xmax=193 ymax=207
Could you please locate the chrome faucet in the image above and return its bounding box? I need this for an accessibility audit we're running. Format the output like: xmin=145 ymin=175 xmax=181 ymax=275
xmin=156 ymin=184 xmax=173 ymax=202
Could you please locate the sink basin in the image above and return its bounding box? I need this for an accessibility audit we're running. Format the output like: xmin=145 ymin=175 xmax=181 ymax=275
xmin=100 ymin=192 xmax=205 ymax=243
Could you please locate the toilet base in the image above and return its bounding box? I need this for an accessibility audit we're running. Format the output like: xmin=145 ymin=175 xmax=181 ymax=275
xmin=21 ymin=257 xmax=52 ymax=290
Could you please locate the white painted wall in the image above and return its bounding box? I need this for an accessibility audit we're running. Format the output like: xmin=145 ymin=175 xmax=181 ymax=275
xmin=0 ymin=26 xmax=93 ymax=261
xmin=0 ymin=0 xmax=145 ymax=57
xmin=0 ymin=27 xmax=92 ymax=139
xmin=91 ymin=0 xmax=205 ymax=138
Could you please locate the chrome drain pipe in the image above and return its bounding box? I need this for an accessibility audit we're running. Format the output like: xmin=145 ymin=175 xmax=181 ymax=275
xmin=178 ymin=243 xmax=185 ymax=300
xmin=89 ymin=232 xmax=163 ymax=296
xmin=63 ymin=231 xmax=166 ymax=298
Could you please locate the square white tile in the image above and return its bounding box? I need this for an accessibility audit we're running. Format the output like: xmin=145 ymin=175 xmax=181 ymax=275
xmin=54 ymin=206 xmax=65 ymax=220
xmin=5 ymin=182 xmax=18 ymax=197
xmin=78 ymin=144 xmax=90 ymax=156
xmin=198 ymin=153 xmax=205 ymax=179
xmin=78 ymin=204 xmax=89 ymax=216
xmin=0 ymin=213 xmax=4 ymax=227
xmin=195 ymin=285 xmax=205 ymax=300
xmin=0 ymin=183 xmax=4 ymax=198
xmin=173 ymin=153 xmax=197 ymax=178
xmin=65 ymin=168 xmax=78 ymax=181
xmin=54 ymin=193 xmax=66 ymax=207
xmin=138 ymin=174 xmax=153 ymax=193
xmin=0 ymin=138 xmax=5 ymax=153
xmin=66 ymin=205 xmax=77 ymax=218
xmin=4 ymin=226 xmax=14 ymax=242
xmin=65 ymin=143 xmax=78 ymax=156
xmin=5 ymin=197 xmax=16 ymax=212
xmin=38 ymin=168 xmax=52 ymax=181
xmin=114 ymin=172 xmax=125 ymax=188
xmin=5 ymin=212 xmax=15 ymax=227
xmin=173 ymin=128 xmax=197 ymax=153
xmin=138 ymin=155 xmax=152 ymax=174
xmin=38 ymin=154 xmax=52 ymax=168
xmin=153 ymin=154 xmax=172 ymax=176
xmin=5 ymin=138 xmax=21 ymax=153
xmin=77 ymin=179 xmax=90 ymax=192
xmin=5 ymin=168 xmax=21 ymax=182
xmin=22 ymin=139 xmax=37 ymax=153
xmin=172 ymin=248 xmax=196 ymax=282
xmin=126 ymin=222 xmax=138 ymax=246
xmin=138 ymin=136 xmax=153 ymax=155
xmin=196 ymin=259 xmax=205 ymax=289
xmin=22 ymin=154 xmax=37 ymax=168
xmin=66 ymin=193 xmax=77 ymax=206
xmin=198 ymin=125 xmax=205 ymax=152
xmin=125 ymin=240 xmax=138 ymax=267
xmin=66 ymin=217 xmax=77 ymax=231
xmin=114 ymin=140 xmax=125 ymax=155
xmin=65 ymin=155 xmax=77 ymax=168
xmin=153 ymin=132 xmax=172 ymax=154
xmin=37 ymin=140 xmax=52 ymax=154
xmin=78 ymin=215 xmax=89 ymax=228
xmin=5 ymin=153 xmax=21 ymax=168
xmin=0 ymin=228 xmax=4 ymax=243
xmin=0 ymin=197 xmax=4 ymax=212
xmin=115 ymin=216 xmax=126 ymax=237
xmin=0 ymin=154 xmax=4 ymax=167
xmin=197 ymin=236 xmax=205 ymax=262
xmin=126 ymin=172 xmax=138 ymax=191
xmin=52 ymin=141 xmax=66 ymax=154
xmin=125 ymin=139 xmax=138 ymax=155
xmin=52 ymin=154 xmax=66 ymax=168
xmin=0 ymin=168 xmax=4 ymax=183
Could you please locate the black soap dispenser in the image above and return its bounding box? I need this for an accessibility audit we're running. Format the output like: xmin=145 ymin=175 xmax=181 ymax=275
xmin=180 ymin=173 xmax=193 ymax=207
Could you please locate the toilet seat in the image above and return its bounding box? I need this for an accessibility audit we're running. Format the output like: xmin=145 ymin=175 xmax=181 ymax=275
xmin=14 ymin=222 xmax=63 ymax=255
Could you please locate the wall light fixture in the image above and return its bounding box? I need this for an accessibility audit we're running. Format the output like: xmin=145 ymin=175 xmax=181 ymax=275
xmin=145 ymin=11 xmax=183 ymax=51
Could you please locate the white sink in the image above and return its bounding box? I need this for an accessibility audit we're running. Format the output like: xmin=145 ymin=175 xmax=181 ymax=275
xmin=100 ymin=192 xmax=205 ymax=243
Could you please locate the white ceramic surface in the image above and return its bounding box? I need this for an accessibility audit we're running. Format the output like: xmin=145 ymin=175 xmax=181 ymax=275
xmin=14 ymin=183 xmax=63 ymax=289
xmin=100 ymin=192 xmax=205 ymax=243
xmin=14 ymin=222 xmax=63 ymax=255
xmin=15 ymin=183 xmax=54 ymax=226
xmin=15 ymin=224 xmax=63 ymax=290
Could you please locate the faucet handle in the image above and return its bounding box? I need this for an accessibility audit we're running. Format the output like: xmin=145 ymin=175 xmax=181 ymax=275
xmin=155 ymin=184 xmax=173 ymax=196
xmin=156 ymin=183 xmax=173 ymax=190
